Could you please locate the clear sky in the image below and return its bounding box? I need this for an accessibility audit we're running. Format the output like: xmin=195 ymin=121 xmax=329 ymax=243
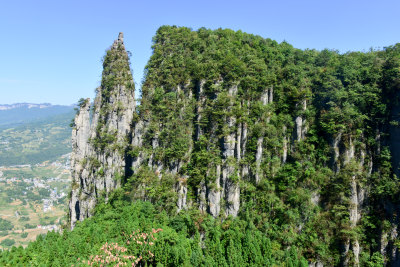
xmin=1 ymin=0 xmax=399 ymax=105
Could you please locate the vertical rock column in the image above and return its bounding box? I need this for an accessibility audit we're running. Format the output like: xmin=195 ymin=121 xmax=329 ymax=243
xmin=222 ymin=85 xmax=240 ymax=217
xmin=240 ymin=100 xmax=250 ymax=178
xmin=195 ymin=80 xmax=206 ymax=141
xmin=339 ymin=137 xmax=365 ymax=267
xmin=254 ymin=87 xmax=273 ymax=183
xmin=94 ymin=32 xmax=135 ymax=193
xmin=69 ymin=99 xmax=91 ymax=229
xmin=68 ymin=32 xmax=135 ymax=229
xmin=174 ymin=83 xmax=194 ymax=211
xmin=294 ymin=99 xmax=307 ymax=142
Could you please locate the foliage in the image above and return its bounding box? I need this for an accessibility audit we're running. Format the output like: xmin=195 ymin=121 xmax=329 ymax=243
xmin=0 ymin=219 xmax=13 ymax=231
xmin=0 ymin=239 xmax=15 ymax=247
xmin=20 ymin=233 xmax=28 ymax=238
xmin=0 ymin=201 xmax=308 ymax=266
xmin=2 ymin=26 xmax=400 ymax=266
xmin=134 ymin=26 xmax=400 ymax=265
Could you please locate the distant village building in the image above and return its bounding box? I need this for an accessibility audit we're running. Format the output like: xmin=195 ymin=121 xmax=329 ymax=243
xmin=43 ymin=199 xmax=53 ymax=212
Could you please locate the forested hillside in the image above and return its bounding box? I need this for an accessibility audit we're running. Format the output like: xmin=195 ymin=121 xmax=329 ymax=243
xmin=1 ymin=27 xmax=400 ymax=266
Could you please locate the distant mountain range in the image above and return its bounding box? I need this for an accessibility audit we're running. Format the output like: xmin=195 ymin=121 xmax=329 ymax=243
xmin=0 ymin=103 xmax=74 ymax=128
xmin=0 ymin=103 xmax=55 ymax=110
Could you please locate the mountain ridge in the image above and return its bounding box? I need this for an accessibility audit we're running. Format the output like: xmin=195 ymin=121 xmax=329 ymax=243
xmin=0 ymin=103 xmax=73 ymax=111
xmin=1 ymin=27 xmax=400 ymax=266
xmin=68 ymin=27 xmax=400 ymax=265
xmin=0 ymin=103 xmax=74 ymax=128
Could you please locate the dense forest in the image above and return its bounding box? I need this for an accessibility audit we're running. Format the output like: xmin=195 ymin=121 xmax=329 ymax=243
xmin=1 ymin=26 xmax=400 ymax=266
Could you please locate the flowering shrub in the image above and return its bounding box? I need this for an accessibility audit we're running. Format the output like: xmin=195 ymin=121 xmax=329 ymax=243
xmin=85 ymin=228 xmax=163 ymax=266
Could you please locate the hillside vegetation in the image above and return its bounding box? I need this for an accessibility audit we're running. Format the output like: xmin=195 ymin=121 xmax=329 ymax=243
xmin=0 ymin=200 xmax=309 ymax=266
xmin=2 ymin=26 xmax=400 ymax=266
xmin=0 ymin=158 xmax=71 ymax=249
xmin=0 ymin=111 xmax=73 ymax=166
xmin=0 ymin=105 xmax=73 ymax=248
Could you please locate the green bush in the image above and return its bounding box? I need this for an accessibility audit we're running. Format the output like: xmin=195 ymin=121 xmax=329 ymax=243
xmin=0 ymin=231 xmax=8 ymax=237
xmin=24 ymin=223 xmax=36 ymax=229
xmin=18 ymin=216 xmax=29 ymax=222
xmin=0 ymin=201 xmax=306 ymax=266
xmin=0 ymin=238 xmax=15 ymax=247
xmin=0 ymin=219 xmax=13 ymax=231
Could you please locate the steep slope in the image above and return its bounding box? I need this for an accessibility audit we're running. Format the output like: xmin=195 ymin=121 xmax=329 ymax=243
xmin=69 ymin=32 xmax=136 ymax=228
xmin=68 ymin=27 xmax=400 ymax=266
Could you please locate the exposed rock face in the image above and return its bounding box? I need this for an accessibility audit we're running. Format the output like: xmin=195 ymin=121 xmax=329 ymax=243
xmin=69 ymin=99 xmax=91 ymax=228
xmin=380 ymin=202 xmax=400 ymax=266
xmin=69 ymin=32 xmax=135 ymax=229
xmin=294 ymin=99 xmax=307 ymax=142
xmin=68 ymin=27 xmax=400 ymax=266
xmin=330 ymin=135 xmax=368 ymax=267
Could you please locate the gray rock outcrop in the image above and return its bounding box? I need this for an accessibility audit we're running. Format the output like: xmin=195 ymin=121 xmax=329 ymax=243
xmin=69 ymin=32 xmax=135 ymax=229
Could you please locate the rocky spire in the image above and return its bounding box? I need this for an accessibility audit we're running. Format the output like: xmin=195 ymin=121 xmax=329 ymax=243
xmin=112 ymin=32 xmax=125 ymax=49
xmin=68 ymin=33 xmax=135 ymax=229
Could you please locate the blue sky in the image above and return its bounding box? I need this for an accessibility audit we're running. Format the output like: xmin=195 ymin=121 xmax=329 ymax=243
xmin=1 ymin=0 xmax=399 ymax=105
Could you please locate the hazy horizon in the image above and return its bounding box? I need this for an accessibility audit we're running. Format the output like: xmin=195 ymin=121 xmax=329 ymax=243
xmin=0 ymin=102 xmax=75 ymax=106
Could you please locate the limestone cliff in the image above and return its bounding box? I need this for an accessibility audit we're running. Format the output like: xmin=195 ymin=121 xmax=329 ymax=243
xmin=69 ymin=32 xmax=135 ymax=228
xmin=68 ymin=27 xmax=400 ymax=266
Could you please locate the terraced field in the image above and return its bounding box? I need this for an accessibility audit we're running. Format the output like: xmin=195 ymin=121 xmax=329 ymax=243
xmin=0 ymin=111 xmax=74 ymax=166
xmin=0 ymin=156 xmax=71 ymax=248
xmin=0 ymin=105 xmax=74 ymax=248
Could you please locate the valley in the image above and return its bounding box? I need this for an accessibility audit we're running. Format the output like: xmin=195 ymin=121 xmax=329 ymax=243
xmin=0 ymin=25 xmax=399 ymax=266
xmin=0 ymin=103 xmax=73 ymax=249
xmin=0 ymin=110 xmax=74 ymax=166
xmin=0 ymin=155 xmax=71 ymax=248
